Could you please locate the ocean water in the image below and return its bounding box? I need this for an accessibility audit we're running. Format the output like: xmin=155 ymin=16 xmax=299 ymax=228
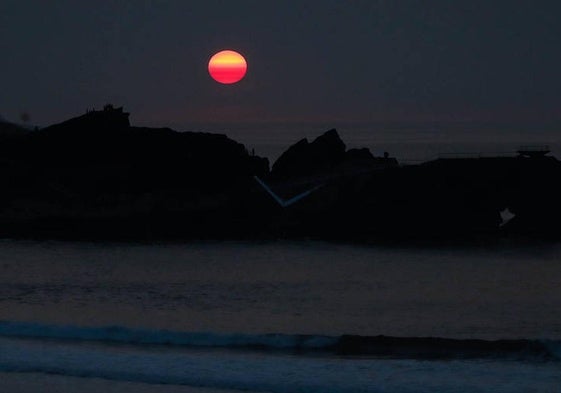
xmin=0 ymin=240 xmax=560 ymax=392
xmin=181 ymin=122 xmax=561 ymax=164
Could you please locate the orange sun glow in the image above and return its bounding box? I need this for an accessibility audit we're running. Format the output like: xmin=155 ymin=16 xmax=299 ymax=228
xmin=208 ymin=50 xmax=247 ymax=84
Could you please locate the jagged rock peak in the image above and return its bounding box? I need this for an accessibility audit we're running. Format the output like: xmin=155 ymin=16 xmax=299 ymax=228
xmin=312 ymin=128 xmax=344 ymax=146
xmin=271 ymin=128 xmax=347 ymax=179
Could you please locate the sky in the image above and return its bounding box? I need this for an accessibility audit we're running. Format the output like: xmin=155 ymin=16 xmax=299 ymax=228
xmin=2 ymin=0 xmax=561 ymax=130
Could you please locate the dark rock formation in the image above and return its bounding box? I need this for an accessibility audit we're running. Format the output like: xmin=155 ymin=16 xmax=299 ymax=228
xmin=0 ymin=119 xmax=30 ymax=137
xmin=0 ymin=107 xmax=271 ymax=240
xmin=345 ymin=148 xmax=373 ymax=161
xmin=42 ymin=104 xmax=131 ymax=134
xmin=289 ymin=154 xmax=561 ymax=242
xmin=270 ymin=129 xmax=398 ymax=181
xmin=340 ymin=148 xmax=399 ymax=173
xmin=271 ymin=129 xmax=346 ymax=179
xmin=0 ymin=108 xmax=560 ymax=243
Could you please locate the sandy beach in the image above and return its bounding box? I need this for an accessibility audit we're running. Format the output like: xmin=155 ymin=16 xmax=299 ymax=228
xmin=0 ymin=372 xmax=242 ymax=393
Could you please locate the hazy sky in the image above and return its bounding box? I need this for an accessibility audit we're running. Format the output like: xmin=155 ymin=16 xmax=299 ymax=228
xmin=2 ymin=0 xmax=561 ymax=129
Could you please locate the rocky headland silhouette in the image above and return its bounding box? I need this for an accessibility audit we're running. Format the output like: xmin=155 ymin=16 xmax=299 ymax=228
xmin=0 ymin=106 xmax=559 ymax=243
xmin=0 ymin=117 xmax=31 ymax=137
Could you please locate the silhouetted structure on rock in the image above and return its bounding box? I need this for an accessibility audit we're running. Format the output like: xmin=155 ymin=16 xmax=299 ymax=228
xmin=43 ymin=104 xmax=131 ymax=134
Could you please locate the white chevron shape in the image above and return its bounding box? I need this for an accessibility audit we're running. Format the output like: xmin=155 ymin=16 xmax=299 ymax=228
xmin=253 ymin=176 xmax=323 ymax=208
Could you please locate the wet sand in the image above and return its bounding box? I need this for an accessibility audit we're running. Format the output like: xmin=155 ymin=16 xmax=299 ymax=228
xmin=0 ymin=372 xmax=242 ymax=393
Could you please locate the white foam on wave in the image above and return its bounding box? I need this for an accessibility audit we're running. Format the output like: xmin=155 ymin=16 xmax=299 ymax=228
xmin=0 ymin=337 xmax=560 ymax=393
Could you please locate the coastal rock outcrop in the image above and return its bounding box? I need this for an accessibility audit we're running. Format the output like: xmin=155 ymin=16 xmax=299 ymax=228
xmin=0 ymin=106 xmax=271 ymax=240
xmin=271 ymin=129 xmax=346 ymax=179
xmin=270 ymin=129 xmax=398 ymax=181
xmin=0 ymin=119 xmax=30 ymax=137
xmin=1 ymin=107 xmax=560 ymax=242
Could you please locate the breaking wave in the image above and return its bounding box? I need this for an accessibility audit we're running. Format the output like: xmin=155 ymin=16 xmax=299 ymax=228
xmin=0 ymin=320 xmax=558 ymax=360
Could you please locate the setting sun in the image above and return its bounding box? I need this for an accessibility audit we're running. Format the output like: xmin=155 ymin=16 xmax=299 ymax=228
xmin=208 ymin=50 xmax=247 ymax=84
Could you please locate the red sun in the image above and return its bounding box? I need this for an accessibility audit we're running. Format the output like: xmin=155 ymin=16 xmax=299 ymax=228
xmin=208 ymin=50 xmax=247 ymax=84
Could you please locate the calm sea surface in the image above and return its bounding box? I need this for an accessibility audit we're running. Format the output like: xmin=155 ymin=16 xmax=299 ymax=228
xmin=179 ymin=122 xmax=561 ymax=164
xmin=1 ymin=240 xmax=560 ymax=392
